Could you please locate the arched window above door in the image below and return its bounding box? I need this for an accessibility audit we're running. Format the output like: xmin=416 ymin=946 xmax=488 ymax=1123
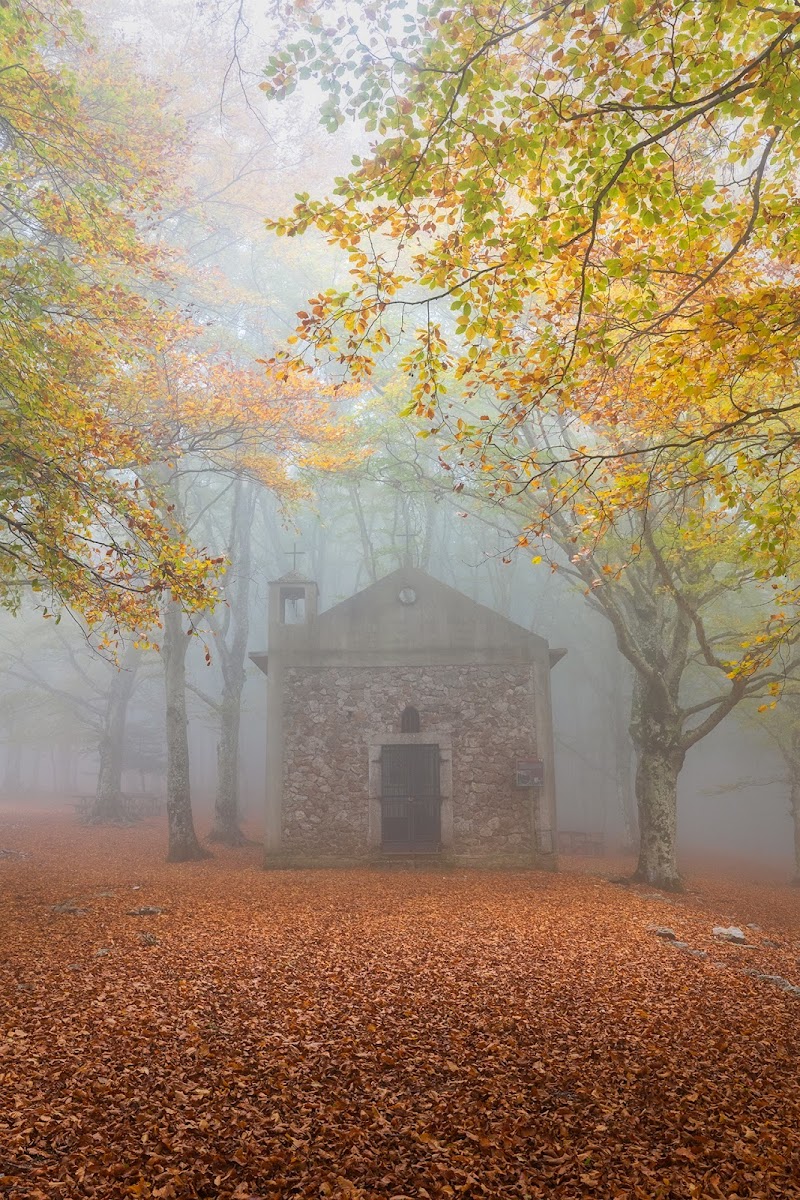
xmin=400 ymin=705 xmax=421 ymax=733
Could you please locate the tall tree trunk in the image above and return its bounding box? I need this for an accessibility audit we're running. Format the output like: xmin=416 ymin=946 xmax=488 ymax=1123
xmin=348 ymin=481 xmax=378 ymax=583
xmin=210 ymin=684 xmax=246 ymax=844
xmin=629 ymin=673 xmax=685 ymax=891
xmin=2 ymin=730 xmax=22 ymax=794
xmin=28 ymin=749 xmax=40 ymax=792
xmin=632 ymin=745 xmax=684 ymax=891
xmin=163 ymin=597 xmax=208 ymax=862
xmin=419 ymin=493 xmax=438 ymax=571
xmin=209 ymin=480 xmax=255 ymax=846
xmin=89 ymin=646 xmax=139 ymax=823
xmin=56 ymin=742 xmax=78 ymax=794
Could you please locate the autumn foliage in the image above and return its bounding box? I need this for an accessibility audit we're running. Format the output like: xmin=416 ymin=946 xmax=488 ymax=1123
xmin=262 ymin=0 xmax=800 ymax=571
xmin=0 ymin=2 xmax=204 ymax=629
xmin=0 ymin=1 xmax=350 ymax=636
xmin=1 ymin=815 xmax=799 ymax=1199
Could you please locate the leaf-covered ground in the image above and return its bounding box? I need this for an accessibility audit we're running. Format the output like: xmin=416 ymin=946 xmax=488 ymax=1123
xmin=1 ymin=814 xmax=799 ymax=1199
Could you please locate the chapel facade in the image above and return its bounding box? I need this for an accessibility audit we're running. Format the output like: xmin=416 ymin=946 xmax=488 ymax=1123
xmin=251 ymin=567 xmax=564 ymax=867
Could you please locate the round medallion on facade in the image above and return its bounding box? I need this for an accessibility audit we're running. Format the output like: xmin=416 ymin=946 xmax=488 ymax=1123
xmin=398 ymin=587 xmax=417 ymax=605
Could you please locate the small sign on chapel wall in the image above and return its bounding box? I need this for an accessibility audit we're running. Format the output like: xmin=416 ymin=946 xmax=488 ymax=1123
xmin=515 ymin=758 xmax=544 ymax=788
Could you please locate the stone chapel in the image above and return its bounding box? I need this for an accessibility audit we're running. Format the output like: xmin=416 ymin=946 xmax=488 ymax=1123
xmin=251 ymin=567 xmax=565 ymax=867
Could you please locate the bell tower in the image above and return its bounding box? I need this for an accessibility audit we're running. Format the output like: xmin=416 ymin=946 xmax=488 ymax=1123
xmin=268 ymin=570 xmax=319 ymax=633
xmin=257 ymin=569 xmax=319 ymax=860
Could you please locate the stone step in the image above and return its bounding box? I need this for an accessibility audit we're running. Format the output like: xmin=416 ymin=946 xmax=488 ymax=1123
xmin=372 ymin=853 xmax=452 ymax=870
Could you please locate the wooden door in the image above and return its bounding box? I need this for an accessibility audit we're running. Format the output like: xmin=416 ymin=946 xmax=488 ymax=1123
xmin=380 ymin=744 xmax=441 ymax=852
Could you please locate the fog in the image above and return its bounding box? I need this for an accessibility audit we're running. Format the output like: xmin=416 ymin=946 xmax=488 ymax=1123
xmin=0 ymin=490 xmax=793 ymax=868
xmin=5 ymin=6 xmax=800 ymax=1195
xmin=0 ymin=0 xmax=796 ymax=883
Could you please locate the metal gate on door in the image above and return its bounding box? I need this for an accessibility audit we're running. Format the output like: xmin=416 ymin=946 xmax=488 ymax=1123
xmin=380 ymin=743 xmax=441 ymax=852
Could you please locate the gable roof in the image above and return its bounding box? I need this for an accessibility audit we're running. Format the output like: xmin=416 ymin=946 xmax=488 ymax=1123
xmin=302 ymin=567 xmax=562 ymax=666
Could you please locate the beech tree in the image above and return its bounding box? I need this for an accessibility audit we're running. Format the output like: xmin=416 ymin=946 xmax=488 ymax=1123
xmin=548 ymin=507 xmax=795 ymax=888
xmin=208 ymin=484 xmax=256 ymax=847
xmin=191 ymin=479 xmax=259 ymax=848
xmin=91 ymin=646 xmax=142 ymax=823
xmin=0 ymin=621 xmax=134 ymax=809
xmin=0 ymin=1 xmax=358 ymax=856
xmin=262 ymin=0 xmax=800 ymax=572
xmin=123 ymin=336 xmax=353 ymax=862
xmin=0 ymin=1 xmax=221 ymax=632
xmin=409 ymin=454 xmax=794 ymax=888
xmin=438 ymin=391 xmax=800 ymax=889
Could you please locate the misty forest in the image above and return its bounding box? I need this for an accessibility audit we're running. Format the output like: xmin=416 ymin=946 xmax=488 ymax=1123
xmin=2 ymin=1 xmax=800 ymax=1196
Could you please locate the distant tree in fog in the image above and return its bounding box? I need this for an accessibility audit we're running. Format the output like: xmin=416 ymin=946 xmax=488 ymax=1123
xmin=188 ymin=479 xmax=258 ymax=847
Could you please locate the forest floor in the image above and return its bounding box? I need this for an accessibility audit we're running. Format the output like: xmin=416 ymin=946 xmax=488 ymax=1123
xmin=1 ymin=812 xmax=799 ymax=1200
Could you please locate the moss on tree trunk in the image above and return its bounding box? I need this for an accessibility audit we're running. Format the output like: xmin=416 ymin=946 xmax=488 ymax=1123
xmin=631 ymin=745 xmax=684 ymax=891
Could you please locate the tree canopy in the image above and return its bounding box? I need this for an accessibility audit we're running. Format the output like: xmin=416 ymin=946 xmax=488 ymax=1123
xmin=0 ymin=0 xmax=355 ymax=637
xmin=263 ymin=0 xmax=800 ymax=571
xmin=0 ymin=1 xmax=217 ymax=630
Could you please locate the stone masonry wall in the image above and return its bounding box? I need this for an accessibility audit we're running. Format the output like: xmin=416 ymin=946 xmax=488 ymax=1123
xmin=281 ymin=664 xmax=538 ymax=858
